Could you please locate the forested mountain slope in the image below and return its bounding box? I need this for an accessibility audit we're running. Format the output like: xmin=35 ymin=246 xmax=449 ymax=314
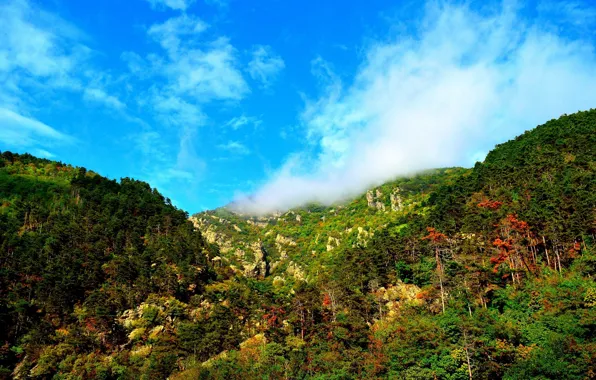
xmin=0 ymin=153 xmax=216 ymax=378
xmin=189 ymin=110 xmax=595 ymax=379
xmin=0 ymin=109 xmax=595 ymax=379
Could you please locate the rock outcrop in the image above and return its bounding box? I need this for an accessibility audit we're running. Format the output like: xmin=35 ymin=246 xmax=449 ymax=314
xmin=356 ymin=227 xmax=372 ymax=247
xmin=247 ymin=219 xmax=269 ymax=228
xmin=366 ymin=189 xmax=386 ymax=210
xmin=242 ymin=241 xmax=268 ymax=278
xmin=376 ymin=281 xmax=424 ymax=321
xmin=390 ymin=188 xmax=403 ymax=211
xmin=326 ymin=236 xmax=341 ymax=251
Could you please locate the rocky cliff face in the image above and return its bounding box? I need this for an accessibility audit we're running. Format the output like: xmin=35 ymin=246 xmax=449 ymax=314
xmin=366 ymin=189 xmax=386 ymax=210
xmin=191 ymin=169 xmax=458 ymax=283
xmin=189 ymin=216 xmax=268 ymax=278
xmin=241 ymin=241 xmax=268 ymax=277
xmin=366 ymin=187 xmax=404 ymax=212
xmin=390 ymin=188 xmax=403 ymax=211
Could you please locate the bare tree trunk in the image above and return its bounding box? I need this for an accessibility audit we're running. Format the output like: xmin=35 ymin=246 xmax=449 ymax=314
xmin=555 ymin=247 xmax=562 ymax=274
xmin=509 ymin=257 xmax=516 ymax=285
xmin=295 ymin=301 xmax=305 ymax=340
xmin=324 ymin=287 xmax=339 ymax=322
xmin=463 ymin=330 xmax=473 ymax=380
xmin=542 ymin=236 xmax=551 ymax=268
xmin=550 ymin=237 xmax=562 ymax=274
xmin=439 ymin=276 xmax=446 ymax=314
xmin=436 ymin=248 xmax=446 ymax=314
xmin=529 ymin=237 xmax=537 ymax=266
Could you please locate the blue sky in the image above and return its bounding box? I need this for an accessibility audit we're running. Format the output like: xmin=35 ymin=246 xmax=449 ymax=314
xmin=1 ymin=0 xmax=596 ymax=214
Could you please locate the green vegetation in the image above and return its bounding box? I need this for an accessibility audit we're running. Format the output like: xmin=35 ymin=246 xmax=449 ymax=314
xmin=0 ymin=153 xmax=217 ymax=378
xmin=1 ymin=110 xmax=595 ymax=379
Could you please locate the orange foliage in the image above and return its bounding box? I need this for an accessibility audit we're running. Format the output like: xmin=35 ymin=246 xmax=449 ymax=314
xmin=490 ymin=238 xmax=513 ymax=272
xmin=490 ymin=214 xmax=534 ymax=274
xmin=504 ymin=214 xmax=529 ymax=232
xmin=322 ymin=293 xmax=332 ymax=307
xmin=422 ymin=227 xmax=447 ymax=244
xmin=477 ymin=199 xmax=503 ymax=210
xmin=568 ymin=242 xmax=582 ymax=258
xmin=263 ymin=306 xmax=285 ymax=327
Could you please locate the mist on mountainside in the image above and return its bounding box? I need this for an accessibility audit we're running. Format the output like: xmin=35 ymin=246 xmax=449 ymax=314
xmin=231 ymin=2 xmax=596 ymax=215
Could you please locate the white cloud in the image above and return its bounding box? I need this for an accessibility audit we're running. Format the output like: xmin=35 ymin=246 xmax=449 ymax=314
xmin=224 ymin=114 xmax=262 ymax=130
xmin=218 ymin=141 xmax=251 ymax=155
xmin=132 ymin=127 xmax=205 ymax=193
xmin=124 ymin=14 xmax=251 ymax=192
xmin=0 ymin=0 xmax=84 ymax=79
xmin=145 ymin=0 xmax=195 ymax=11
xmin=0 ymin=108 xmax=73 ymax=148
xmin=151 ymin=93 xmax=206 ymax=127
xmin=148 ymin=14 xmax=209 ymax=53
xmin=233 ymin=1 xmax=596 ymax=214
xmin=0 ymin=0 xmax=89 ymax=103
xmin=248 ymin=45 xmax=285 ymax=88
xmin=165 ymin=37 xmax=249 ymax=101
xmin=0 ymin=0 xmax=124 ymax=138
xmin=131 ymin=15 xmax=248 ymax=114
xmin=32 ymin=148 xmax=56 ymax=158
xmin=84 ymin=88 xmax=126 ymax=109
xmin=121 ymin=52 xmax=148 ymax=77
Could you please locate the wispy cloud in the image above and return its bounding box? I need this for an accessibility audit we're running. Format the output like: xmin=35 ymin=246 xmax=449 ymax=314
xmin=0 ymin=0 xmax=88 ymax=105
xmin=145 ymin=0 xmax=195 ymax=11
xmin=132 ymin=127 xmax=205 ymax=196
xmin=32 ymin=148 xmax=56 ymax=158
xmin=142 ymin=15 xmax=248 ymax=102
xmin=147 ymin=14 xmax=209 ymax=53
xmin=165 ymin=37 xmax=248 ymax=101
xmin=0 ymin=0 xmax=86 ymax=81
xmin=125 ymin=14 xmax=248 ymax=128
xmin=0 ymin=0 xmax=124 ymax=156
xmin=0 ymin=108 xmax=74 ymax=150
xmin=151 ymin=93 xmax=206 ymax=127
xmin=224 ymin=114 xmax=262 ymax=130
xmin=84 ymin=88 xmax=126 ymax=110
xmin=124 ymin=12 xmax=252 ymax=195
xmin=247 ymin=45 xmax=285 ymax=88
xmin=0 ymin=0 xmax=81 ymax=156
xmin=233 ymin=1 xmax=596 ymax=214
xmin=218 ymin=141 xmax=251 ymax=155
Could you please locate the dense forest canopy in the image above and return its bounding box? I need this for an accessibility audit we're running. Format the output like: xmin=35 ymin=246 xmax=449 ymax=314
xmin=1 ymin=110 xmax=595 ymax=379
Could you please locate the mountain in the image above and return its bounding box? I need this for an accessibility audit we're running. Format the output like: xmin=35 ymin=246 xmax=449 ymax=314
xmin=1 ymin=110 xmax=595 ymax=379
xmin=0 ymin=154 xmax=217 ymax=378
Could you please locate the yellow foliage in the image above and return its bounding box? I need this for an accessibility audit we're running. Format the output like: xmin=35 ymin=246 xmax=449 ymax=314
xmin=130 ymin=345 xmax=152 ymax=358
xmin=239 ymin=333 xmax=267 ymax=350
xmin=128 ymin=327 xmax=146 ymax=341
xmin=149 ymin=325 xmax=164 ymax=339
xmin=285 ymin=336 xmax=306 ymax=350
xmin=516 ymin=344 xmax=536 ymax=360
xmin=450 ymin=347 xmax=466 ymax=362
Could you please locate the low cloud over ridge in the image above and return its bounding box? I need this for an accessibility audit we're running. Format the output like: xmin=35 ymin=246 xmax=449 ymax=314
xmin=232 ymin=1 xmax=596 ymax=215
